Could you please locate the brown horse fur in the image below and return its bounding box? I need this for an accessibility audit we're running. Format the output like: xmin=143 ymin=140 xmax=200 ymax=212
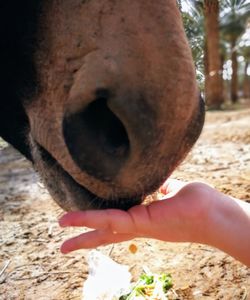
xmin=0 ymin=1 xmax=204 ymax=211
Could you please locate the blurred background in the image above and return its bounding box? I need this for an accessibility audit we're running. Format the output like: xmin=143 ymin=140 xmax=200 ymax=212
xmin=177 ymin=0 xmax=250 ymax=109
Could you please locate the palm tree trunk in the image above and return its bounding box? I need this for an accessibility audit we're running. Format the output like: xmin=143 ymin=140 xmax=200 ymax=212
xmin=243 ymin=61 xmax=250 ymax=99
xmin=203 ymin=0 xmax=224 ymax=109
xmin=204 ymin=39 xmax=209 ymax=101
xmin=220 ymin=52 xmax=227 ymax=101
xmin=231 ymin=39 xmax=238 ymax=103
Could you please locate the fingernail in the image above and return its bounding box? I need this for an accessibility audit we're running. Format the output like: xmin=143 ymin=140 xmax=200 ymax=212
xmin=58 ymin=217 xmax=67 ymax=227
xmin=60 ymin=244 xmax=69 ymax=254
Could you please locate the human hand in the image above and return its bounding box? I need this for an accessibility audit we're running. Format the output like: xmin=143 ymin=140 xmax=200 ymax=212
xmin=59 ymin=179 xmax=216 ymax=253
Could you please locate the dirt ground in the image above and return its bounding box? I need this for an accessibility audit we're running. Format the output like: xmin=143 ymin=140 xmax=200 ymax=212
xmin=0 ymin=106 xmax=250 ymax=300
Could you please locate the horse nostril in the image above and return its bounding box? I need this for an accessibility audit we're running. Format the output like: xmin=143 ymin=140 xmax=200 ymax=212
xmin=63 ymin=89 xmax=130 ymax=181
xmin=92 ymin=89 xmax=130 ymax=157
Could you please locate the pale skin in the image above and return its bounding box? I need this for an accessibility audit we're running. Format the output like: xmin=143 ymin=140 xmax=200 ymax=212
xmin=59 ymin=179 xmax=250 ymax=267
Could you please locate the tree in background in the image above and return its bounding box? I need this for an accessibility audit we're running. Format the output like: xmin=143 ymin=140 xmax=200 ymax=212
xmin=239 ymin=22 xmax=250 ymax=99
xmin=220 ymin=0 xmax=250 ymax=103
xmin=179 ymin=0 xmax=250 ymax=108
xmin=203 ymin=0 xmax=224 ymax=109
xmin=182 ymin=0 xmax=224 ymax=109
xmin=181 ymin=3 xmax=205 ymax=89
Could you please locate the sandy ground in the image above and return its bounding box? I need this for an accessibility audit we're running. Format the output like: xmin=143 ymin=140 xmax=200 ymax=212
xmin=0 ymin=106 xmax=250 ymax=300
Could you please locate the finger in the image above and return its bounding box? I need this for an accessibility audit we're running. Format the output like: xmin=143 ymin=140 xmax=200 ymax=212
xmin=59 ymin=209 xmax=137 ymax=234
xmin=60 ymin=229 xmax=135 ymax=253
xmin=160 ymin=179 xmax=187 ymax=195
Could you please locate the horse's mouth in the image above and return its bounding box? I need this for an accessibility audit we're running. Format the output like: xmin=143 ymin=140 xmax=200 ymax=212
xmin=32 ymin=141 xmax=143 ymax=211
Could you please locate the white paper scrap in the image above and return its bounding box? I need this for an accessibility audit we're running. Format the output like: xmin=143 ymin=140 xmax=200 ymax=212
xmin=82 ymin=250 xmax=132 ymax=300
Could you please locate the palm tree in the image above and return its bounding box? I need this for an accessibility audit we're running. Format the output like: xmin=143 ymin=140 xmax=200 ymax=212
xmin=239 ymin=23 xmax=250 ymax=99
xmin=181 ymin=4 xmax=205 ymax=89
xmin=179 ymin=0 xmax=250 ymax=106
xmin=180 ymin=0 xmax=224 ymax=109
xmin=220 ymin=0 xmax=250 ymax=103
xmin=203 ymin=0 xmax=224 ymax=109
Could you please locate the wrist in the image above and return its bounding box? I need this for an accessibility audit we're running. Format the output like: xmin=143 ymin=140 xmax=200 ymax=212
xmin=203 ymin=190 xmax=229 ymax=246
xmin=182 ymin=183 xmax=223 ymax=246
xmin=203 ymin=192 xmax=250 ymax=266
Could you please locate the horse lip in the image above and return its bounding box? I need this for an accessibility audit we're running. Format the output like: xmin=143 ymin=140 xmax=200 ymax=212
xmin=33 ymin=141 xmax=142 ymax=211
